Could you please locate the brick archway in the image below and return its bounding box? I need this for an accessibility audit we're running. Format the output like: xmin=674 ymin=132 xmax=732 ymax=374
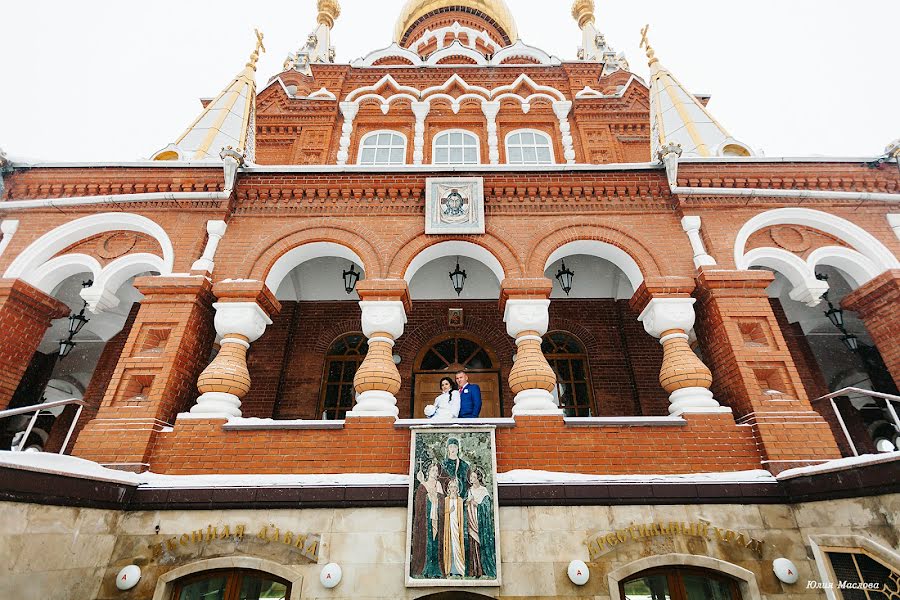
xmin=386 ymin=231 xmax=522 ymax=281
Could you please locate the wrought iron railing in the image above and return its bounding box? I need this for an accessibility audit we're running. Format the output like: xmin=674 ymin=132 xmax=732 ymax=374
xmin=0 ymin=398 xmax=86 ymax=454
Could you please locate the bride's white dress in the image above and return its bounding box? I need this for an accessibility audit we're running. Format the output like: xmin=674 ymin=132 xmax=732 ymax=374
xmin=426 ymin=390 xmax=460 ymax=420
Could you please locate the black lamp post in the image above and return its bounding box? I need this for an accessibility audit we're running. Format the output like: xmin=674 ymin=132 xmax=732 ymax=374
xmin=58 ymin=337 xmax=77 ymax=358
xmin=449 ymin=258 xmax=467 ymax=296
xmin=841 ymin=334 xmax=860 ymax=353
xmin=57 ymin=279 xmax=92 ymax=360
xmin=555 ymin=260 xmax=575 ymax=296
xmin=343 ymin=263 xmax=360 ymax=294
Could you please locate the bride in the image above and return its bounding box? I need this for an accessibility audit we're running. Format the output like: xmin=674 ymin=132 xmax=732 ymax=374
xmin=424 ymin=377 xmax=461 ymax=420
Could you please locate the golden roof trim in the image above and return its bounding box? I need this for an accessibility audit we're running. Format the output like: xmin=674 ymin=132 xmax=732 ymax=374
xmin=393 ymin=0 xmax=518 ymax=44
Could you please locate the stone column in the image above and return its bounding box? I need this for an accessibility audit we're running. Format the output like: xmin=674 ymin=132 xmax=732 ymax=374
xmin=693 ymin=269 xmax=841 ymax=472
xmin=481 ymin=101 xmax=501 ymax=165
xmin=552 ymin=101 xmax=577 ymax=164
xmin=501 ymin=279 xmax=562 ymax=416
xmin=411 ymin=101 xmax=430 ymax=166
xmin=680 ymin=216 xmax=717 ymax=269
xmin=842 ymin=269 xmax=900 ymax=389
xmin=190 ymin=281 xmax=281 ymax=418
xmin=71 ymin=276 xmax=217 ymax=470
xmin=348 ymin=280 xmax=410 ymax=418
xmin=0 ymin=279 xmax=69 ymax=411
xmin=190 ymin=220 xmax=228 ymax=275
xmin=336 ymin=101 xmax=359 ymax=165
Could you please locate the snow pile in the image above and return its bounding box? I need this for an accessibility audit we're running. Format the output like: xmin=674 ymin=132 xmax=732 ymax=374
xmin=0 ymin=451 xmax=141 ymax=485
xmin=777 ymin=451 xmax=900 ymax=480
xmin=498 ymin=469 xmax=776 ymax=485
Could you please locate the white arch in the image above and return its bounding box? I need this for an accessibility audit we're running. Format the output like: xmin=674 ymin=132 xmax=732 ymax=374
xmin=94 ymin=253 xmax=166 ymax=297
xmin=505 ymin=128 xmax=555 ymax=165
xmin=734 ymin=208 xmax=899 ymax=276
xmin=544 ymin=240 xmax=644 ymax=291
xmin=807 ymin=246 xmax=882 ymax=289
xmin=742 ymin=247 xmax=829 ymax=306
xmin=357 ymin=129 xmax=408 ymax=165
xmin=404 ymin=241 xmax=505 ymax=284
xmin=607 ymin=553 xmax=762 ymax=600
xmin=152 ymin=556 xmax=303 ymax=600
xmin=426 ymin=42 xmax=489 ymax=66
xmin=4 ymin=212 xmax=175 ymax=282
xmin=31 ymin=253 xmax=102 ymax=295
xmin=264 ymin=241 xmax=367 ymax=294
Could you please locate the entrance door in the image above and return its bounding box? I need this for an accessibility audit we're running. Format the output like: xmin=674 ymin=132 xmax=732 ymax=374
xmin=412 ymin=334 xmax=502 ymax=419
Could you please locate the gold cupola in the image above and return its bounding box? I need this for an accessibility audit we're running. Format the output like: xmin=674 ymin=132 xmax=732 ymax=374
xmin=393 ymin=0 xmax=518 ymax=47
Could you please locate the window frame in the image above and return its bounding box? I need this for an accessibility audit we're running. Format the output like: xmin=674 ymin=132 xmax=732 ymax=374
xmin=620 ymin=566 xmax=742 ymax=600
xmin=542 ymin=331 xmax=594 ymax=417
xmin=318 ymin=333 xmax=369 ymax=420
xmin=356 ymin=129 xmax=408 ymax=166
xmin=431 ymin=128 xmax=481 ymax=165
xmin=504 ymin=128 xmax=555 ymax=165
xmin=171 ymin=568 xmax=292 ymax=600
xmin=820 ymin=546 xmax=900 ymax=599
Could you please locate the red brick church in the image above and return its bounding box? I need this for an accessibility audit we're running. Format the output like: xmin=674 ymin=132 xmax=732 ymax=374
xmin=1 ymin=1 xmax=899 ymax=598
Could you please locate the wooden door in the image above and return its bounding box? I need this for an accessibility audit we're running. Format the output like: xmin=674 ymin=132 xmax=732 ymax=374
xmin=413 ymin=372 xmax=501 ymax=419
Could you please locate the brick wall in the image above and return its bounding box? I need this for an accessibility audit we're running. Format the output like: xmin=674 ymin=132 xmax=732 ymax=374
xmin=239 ymin=299 xmax=666 ymax=420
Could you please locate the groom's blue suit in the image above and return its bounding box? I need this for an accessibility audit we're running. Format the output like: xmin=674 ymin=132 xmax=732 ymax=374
xmin=458 ymin=383 xmax=482 ymax=418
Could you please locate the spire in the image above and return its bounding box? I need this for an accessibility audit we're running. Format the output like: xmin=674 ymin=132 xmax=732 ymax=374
xmin=152 ymin=30 xmax=265 ymax=163
xmin=571 ymin=0 xmax=628 ymax=75
xmin=641 ymin=25 xmax=753 ymax=159
xmin=284 ymin=0 xmax=341 ymax=75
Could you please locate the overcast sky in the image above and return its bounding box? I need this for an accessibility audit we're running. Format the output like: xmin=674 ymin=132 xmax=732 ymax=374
xmin=1 ymin=0 xmax=897 ymax=162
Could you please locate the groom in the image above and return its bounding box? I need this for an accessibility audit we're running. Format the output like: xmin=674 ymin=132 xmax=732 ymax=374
xmin=455 ymin=370 xmax=482 ymax=418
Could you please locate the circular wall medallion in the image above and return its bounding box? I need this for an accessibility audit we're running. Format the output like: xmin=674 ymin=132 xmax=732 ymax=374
xmin=320 ymin=563 xmax=342 ymax=588
xmin=769 ymin=226 xmax=810 ymax=253
xmin=115 ymin=565 xmax=141 ymax=590
xmin=98 ymin=231 xmax=138 ymax=260
xmin=567 ymin=560 xmax=590 ymax=585
xmin=772 ymin=558 xmax=799 ymax=584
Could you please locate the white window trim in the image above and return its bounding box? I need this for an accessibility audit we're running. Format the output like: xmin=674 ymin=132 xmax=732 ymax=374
xmin=356 ymin=129 xmax=408 ymax=166
xmin=809 ymin=535 xmax=900 ymax=600
xmin=504 ymin=128 xmax=556 ymax=165
xmin=152 ymin=556 xmax=303 ymax=600
xmin=431 ymin=128 xmax=481 ymax=165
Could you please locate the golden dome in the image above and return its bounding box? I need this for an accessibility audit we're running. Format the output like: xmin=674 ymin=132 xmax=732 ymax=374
xmin=393 ymin=0 xmax=518 ymax=45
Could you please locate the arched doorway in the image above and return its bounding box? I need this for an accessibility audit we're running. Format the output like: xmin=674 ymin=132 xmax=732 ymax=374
xmin=621 ymin=566 xmax=743 ymax=600
xmin=413 ymin=334 xmax=501 ymax=418
xmin=172 ymin=568 xmax=291 ymax=599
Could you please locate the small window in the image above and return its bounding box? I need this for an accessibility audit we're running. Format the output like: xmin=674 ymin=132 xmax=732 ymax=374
xmin=319 ymin=333 xmax=369 ymax=420
xmin=432 ymin=129 xmax=480 ymax=165
xmin=506 ymin=130 xmax=554 ymax=165
xmin=542 ymin=332 xmax=592 ymax=417
xmin=621 ymin=567 xmax=742 ymax=600
xmin=358 ymin=131 xmax=406 ymax=166
xmin=173 ymin=569 xmax=290 ymax=600
xmin=826 ymin=551 xmax=900 ymax=598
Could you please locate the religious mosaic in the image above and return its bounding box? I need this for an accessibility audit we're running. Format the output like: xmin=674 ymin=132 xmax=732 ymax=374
xmin=405 ymin=427 xmax=500 ymax=587
xmin=425 ymin=177 xmax=485 ymax=235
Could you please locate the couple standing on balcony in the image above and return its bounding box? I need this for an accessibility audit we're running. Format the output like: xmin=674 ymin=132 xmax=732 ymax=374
xmin=424 ymin=371 xmax=482 ymax=420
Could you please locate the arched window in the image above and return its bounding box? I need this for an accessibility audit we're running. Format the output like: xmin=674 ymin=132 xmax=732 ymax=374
xmin=505 ymin=130 xmax=554 ymax=165
xmin=825 ymin=550 xmax=900 ymax=593
xmin=621 ymin=567 xmax=742 ymax=600
xmin=173 ymin=569 xmax=291 ymax=599
xmin=542 ymin=332 xmax=593 ymax=417
xmin=433 ymin=129 xmax=480 ymax=165
xmin=358 ymin=130 xmax=407 ymax=165
xmin=319 ymin=333 xmax=368 ymax=420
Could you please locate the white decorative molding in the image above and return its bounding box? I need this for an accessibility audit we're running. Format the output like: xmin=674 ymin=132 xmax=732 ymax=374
xmin=153 ymin=557 xmax=304 ymax=600
xmin=638 ymin=298 xmax=696 ymax=339
xmin=512 ymin=388 xmax=561 ymax=416
xmin=411 ymin=101 xmax=430 ymax=165
xmin=608 ymin=554 xmax=761 ymax=600
xmin=667 ymin=387 xmax=729 ymax=417
xmin=336 ymin=102 xmax=359 ymax=165
xmin=741 ymin=247 xmax=828 ymax=306
xmin=212 ymin=301 xmax=272 ymax=341
xmin=426 ymin=41 xmax=489 ymax=66
xmin=404 ymin=240 xmax=505 ymax=284
xmin=264 ymin=241 xmax=366 ymax=296
xmin=888 ymin=214 xmax=900 ymax=241
xmin=425 ymin=177 xmax=485 ymax=235
xmin=190 ymin=391 xmax=243 ymax=418
xmin=543 ymin=240 xmax=644 ymax=291
xmin=503 ymin=299 xmax=551 ymax=337
xmin=492 ymin=41 xmax=561 ymax=66
xmin=307 ymin=87 xmax=337 ymax=100
xmin=359 ymin=300 xmax=407 ymax=339
xmin=808 ymin=534 xmax=900 ymax=600
xmin=0 ymin=219 xmax=19 ymax=258
xmin=552 ymin=101 xmax=576 ymax=164
xmin=481 ymin=101 xmax=501 ymax=164
xmin=191 ymin=220 xmax=228 ymax=273
xmin=680 ymin=216 xmax=717 ymax=268
xmin=347 ymin=390 xmax=399 ymax=418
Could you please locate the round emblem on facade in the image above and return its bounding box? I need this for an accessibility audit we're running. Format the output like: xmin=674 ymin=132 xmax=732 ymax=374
xmin=98 ymin=231 xmax=138 ymax=259
xmin=440 ymin=188 xmax=470 ymax=222
xmin=769 ymin=226 xmax=810 ymax=253
xmin=567 ymin=559 xmax=590 ymax=585
xmin=115 ymin=565 xmax=141 ymax=590
xmin=320 ymin=562 xmax=342 ymax=588
xmin=773 ymin=558 xmax=799 ymax=584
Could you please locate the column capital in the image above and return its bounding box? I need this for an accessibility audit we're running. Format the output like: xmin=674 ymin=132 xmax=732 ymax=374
xmin=842 ymin=268 xmax=900 ymax=315
xmin=359 ymin=301 xmax=407 ymax=339
xmin=629 ymin=276 xmax=695 ymax=314
xmin=355 ymin=279 xmax=411 ymax=312
xmin=212 ymin=279 xmax=281 ymax=319
xmin=694 ymin=269 xmax=774 ymax=300
xmin=638 ymin=297 xmax=697 ymax=339
xmin=133 ymin=275 xmax=215 ymax=303
xmin=499 ymin=277 xmax=553 ymax=311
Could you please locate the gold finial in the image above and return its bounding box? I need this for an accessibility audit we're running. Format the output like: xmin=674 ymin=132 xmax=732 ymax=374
xmin=317 ymin=0 xmax=341 ymax=28
xmin=640 ymin=24 xmax=658 ymax=66
xmin=247 ymin=28 xmax=266 ymax=70
xmin=571 ymin=0 xmax=595 ymax=29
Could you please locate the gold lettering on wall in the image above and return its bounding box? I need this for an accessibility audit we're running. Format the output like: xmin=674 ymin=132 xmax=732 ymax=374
xmin=585 ymin=521 xmax=764 ymax=559
xmin=148 ymin=523 xmax=321 ymax=563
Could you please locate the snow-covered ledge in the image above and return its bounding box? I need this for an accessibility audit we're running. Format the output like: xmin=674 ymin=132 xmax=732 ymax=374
xmin=563 ymin=416 xmax=686 ymax=427
xmin=222 ymin=418 xmax=344 ymax=430
xmin=394 ymin=418 xmax=516 ymax=429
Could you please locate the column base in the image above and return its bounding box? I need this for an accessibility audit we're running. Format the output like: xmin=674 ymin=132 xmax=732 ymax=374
xmin=189 ymin=392 xmax=242 ymax=418
xmin=668 ymin=387 xmax=731 ymax=417
xmin=512 ymin=389 xmax=564 ymax=417
xmin=346 ymin=390 xmax=399 ymax=418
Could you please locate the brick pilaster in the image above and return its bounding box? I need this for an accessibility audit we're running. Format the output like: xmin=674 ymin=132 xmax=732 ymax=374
xmin=0 ymin=279 xmax=70 ymax=411
xmin=841 ymin=269 xmax=900 ymax=389
xmin=694 ymin=269 xmax=841 ymax=473
xmin=71 ymin=276 xmax=216 ymax=471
